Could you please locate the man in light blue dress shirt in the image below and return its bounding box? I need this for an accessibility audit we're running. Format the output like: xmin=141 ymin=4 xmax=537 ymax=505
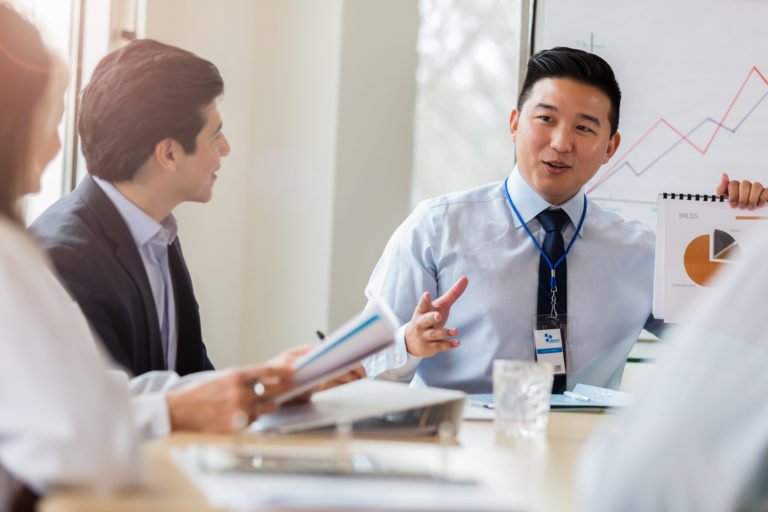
xmin=364 ymin=47 xmax=655 ymax=393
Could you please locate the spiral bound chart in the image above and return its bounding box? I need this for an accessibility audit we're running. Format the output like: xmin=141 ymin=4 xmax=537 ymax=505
xmin=653 ymin=193 xmax=766 ymax=322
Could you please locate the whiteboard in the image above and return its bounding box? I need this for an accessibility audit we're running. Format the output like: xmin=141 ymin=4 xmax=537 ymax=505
xmin=534 ymin=0 xmax=768 ymax=228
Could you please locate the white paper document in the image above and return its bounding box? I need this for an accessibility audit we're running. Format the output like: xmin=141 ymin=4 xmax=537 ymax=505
xmin=653 ymin=193 xmax=766 ymax=322
xmin=277 ymin=298 xmax=400 ymax=403
xmin=466 ymin=383 xmax=633 ymax=419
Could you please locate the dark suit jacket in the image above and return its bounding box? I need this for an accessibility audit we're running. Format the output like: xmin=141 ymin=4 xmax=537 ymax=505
xmin=29 ymin=176 xmax=214 ymax=376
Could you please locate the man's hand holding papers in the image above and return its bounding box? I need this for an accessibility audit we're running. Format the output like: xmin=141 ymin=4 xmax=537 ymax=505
xmin=275 ymin=298 xmax=399 ymax=404
xmin=267 ymin=345 xmax=367 ymax=404
xmin=166 ymin=365 xmax=295 ymax=433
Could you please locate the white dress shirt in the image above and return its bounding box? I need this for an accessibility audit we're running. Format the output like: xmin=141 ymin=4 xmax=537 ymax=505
xmin=115 ymin=369 xmax=220 ymax=439
xmin=91 ymin=178 xmax=215 ymax=439
xmin=363 ymin=167 xmax=655 ymax=393
xmin=93 ymin=176 xmax=178 ymax=370
xmin=578 ymin=227 xmax=768 ymax=512
xmin=0 ymin=218 xmax=139 ymax=506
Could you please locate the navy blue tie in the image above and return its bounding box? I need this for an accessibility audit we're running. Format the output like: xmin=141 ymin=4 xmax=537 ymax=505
xmin=536 ymin=209 xmax=569 ymax=393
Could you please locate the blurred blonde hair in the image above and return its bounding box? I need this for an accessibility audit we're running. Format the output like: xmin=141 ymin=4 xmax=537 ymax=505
xmin=0 ymin=2 xmax=56 ymax=221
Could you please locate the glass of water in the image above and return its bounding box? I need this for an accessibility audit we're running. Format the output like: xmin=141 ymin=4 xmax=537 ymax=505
xmin=493 ymin=360 xmax=553 ymax=440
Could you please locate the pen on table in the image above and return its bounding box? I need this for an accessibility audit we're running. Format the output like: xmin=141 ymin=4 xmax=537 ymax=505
xmin=469 ymin=400 xmax=495 ymax=410
xmin=316 ymin=330 xmax=325 ymax=341
xmin=564 ymin=391 xmax=590 ymax=402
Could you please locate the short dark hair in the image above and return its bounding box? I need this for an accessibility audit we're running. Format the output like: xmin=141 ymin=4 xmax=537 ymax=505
xmin=517 ymin=47 xmax=621 ymax=135
xmin=0 ymin=3 xmax=50 ymax=222
xmin=78 ymin=39 xmax=224 ymax=181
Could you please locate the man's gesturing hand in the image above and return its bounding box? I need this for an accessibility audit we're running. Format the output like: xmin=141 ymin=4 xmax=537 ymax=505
xmin=404 ymin=276 xmax=469 ymax=358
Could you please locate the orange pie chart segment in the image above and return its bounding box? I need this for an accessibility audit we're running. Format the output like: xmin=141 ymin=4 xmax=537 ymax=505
xmin=684 ymin=234 xmax=725 ymax=287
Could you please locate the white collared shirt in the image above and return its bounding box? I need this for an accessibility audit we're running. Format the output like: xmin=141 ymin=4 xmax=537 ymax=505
xmin=578 ymin=227 xmax=768 ymax=511
xmin=363 ymin=166 xmax=655 ymax=392
xmin=93 ymin=177 xmax=178 ymax=370
xmin=0 ymin=218 xmax=139 ymax=503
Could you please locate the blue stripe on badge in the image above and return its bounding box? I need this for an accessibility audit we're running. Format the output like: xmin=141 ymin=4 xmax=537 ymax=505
xmin=536 ymin=347 xmax=564 ymax=355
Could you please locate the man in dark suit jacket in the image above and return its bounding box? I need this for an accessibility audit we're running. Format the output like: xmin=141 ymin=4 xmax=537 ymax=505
xmin=30 ymin=40 xmax=227 ymax=377
xmin=28 ymin=39 xmax=363 ymax=436
xmin=31 ymin=175 xmax=212 ymax=375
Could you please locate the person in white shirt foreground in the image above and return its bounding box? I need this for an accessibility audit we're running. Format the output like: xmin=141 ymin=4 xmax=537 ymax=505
xmin=0 ymin=4 xmax=141 ymax=507
xmin=579 ymin=178 xmax=768 ymax=511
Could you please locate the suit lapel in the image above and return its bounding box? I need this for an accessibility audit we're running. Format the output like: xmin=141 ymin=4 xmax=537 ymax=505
xmin=76 ymin=176 xmax=167 ymax=370
xmin=168 ymin=239 xmax=204 ymax=374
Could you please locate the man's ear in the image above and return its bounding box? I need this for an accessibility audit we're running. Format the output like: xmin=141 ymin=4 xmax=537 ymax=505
xmin=602 ymin=131 xmax=622 ymax=164
xmin=154 ymin=138 xmax=177 ymax=172
xmin=509 ymin=109 xmax=520 ymax=142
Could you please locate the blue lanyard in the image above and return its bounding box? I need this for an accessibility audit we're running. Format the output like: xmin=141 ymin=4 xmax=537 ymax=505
xmin=503 ymin=177 xmax=587 ymax=292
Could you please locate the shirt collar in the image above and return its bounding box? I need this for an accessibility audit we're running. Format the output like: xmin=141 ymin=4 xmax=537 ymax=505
xmin=505 ymin=165 xmax=586 ymax=237
xmin=92 ymin=176 xmax=178 ymax=248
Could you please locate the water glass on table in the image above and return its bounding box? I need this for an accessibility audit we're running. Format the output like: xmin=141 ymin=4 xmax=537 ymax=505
xmin=493 ymin=359 xmax=553 ymax=440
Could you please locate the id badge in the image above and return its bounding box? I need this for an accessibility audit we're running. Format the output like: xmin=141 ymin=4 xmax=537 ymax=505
xmin=533 ymin=315 xmax=567 ymax=375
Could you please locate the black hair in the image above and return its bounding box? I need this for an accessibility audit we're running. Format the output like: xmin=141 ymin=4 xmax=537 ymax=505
xmin=517 ymin=47 xmax=621 ymax=134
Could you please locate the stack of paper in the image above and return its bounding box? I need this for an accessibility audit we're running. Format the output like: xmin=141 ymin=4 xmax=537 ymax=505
xmin=466 ymin=383 xmax=633 ymax=419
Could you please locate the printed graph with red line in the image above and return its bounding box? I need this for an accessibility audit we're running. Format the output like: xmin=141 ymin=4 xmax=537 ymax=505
xmin=535 ymin=0 xmax=768 ymax=230
xmin=588 ymin=67 xmax=768 ymax=195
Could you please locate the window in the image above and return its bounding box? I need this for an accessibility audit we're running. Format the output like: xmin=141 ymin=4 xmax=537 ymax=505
xmin=16 ymin=0 xmax=77 ymax=223
xmin=412 ymin=0 xmax=524 ymax=205
xmin=17 ymin=0 xmax=140 ymax=224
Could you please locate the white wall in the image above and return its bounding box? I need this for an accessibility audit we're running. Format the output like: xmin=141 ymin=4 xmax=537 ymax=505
xmin=143 ymin=0 xmax=418 ymax=365
xmin=329 ymin=0 xmax=419 ymax=326
xmin=242 ymin=0 xmax=342 ymax=362
xmin=145 ymin=0 xmax=258 ymax=366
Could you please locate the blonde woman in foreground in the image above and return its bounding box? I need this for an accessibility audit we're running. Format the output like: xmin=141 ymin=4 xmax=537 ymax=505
xmin=0 ymin=4 xmax=139 ymax=509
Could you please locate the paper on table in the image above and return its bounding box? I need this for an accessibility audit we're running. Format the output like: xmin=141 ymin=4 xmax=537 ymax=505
xmin=463 ymin=401 xmax=495 ymax=421
xmin=276 ymin=298 xmax=400 ymax=403
xmin=550 ymin=384 xmax=633 ymax=408
xmin=466 ymin=383 xmax=633 ymax=419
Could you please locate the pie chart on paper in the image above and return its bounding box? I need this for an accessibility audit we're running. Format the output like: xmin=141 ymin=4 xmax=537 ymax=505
xmin=683 ymin=230 xmax=740 ymax=287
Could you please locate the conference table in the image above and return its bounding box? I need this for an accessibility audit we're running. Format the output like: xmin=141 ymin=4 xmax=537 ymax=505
xmin=40 ymin=410 xmax=608 ymax=512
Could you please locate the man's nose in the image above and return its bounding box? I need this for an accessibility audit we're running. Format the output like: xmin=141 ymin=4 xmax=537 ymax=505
xmin=550 ymin=125 xmax=573 ymax=153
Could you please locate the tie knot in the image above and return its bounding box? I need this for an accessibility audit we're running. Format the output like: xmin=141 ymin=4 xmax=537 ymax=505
xmin=537 ymin=209 xmax=570 ymax=233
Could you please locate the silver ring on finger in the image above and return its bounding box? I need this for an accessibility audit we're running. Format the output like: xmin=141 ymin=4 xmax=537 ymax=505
xmin=253 ymin=379 xmax=266 ymax=398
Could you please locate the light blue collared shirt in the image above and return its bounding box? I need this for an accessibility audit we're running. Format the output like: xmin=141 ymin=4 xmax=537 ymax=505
xmin=363 ymin=167 xmax=655 ymax=393
xmin=93 ymin=177 xmax=178 ymax=371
